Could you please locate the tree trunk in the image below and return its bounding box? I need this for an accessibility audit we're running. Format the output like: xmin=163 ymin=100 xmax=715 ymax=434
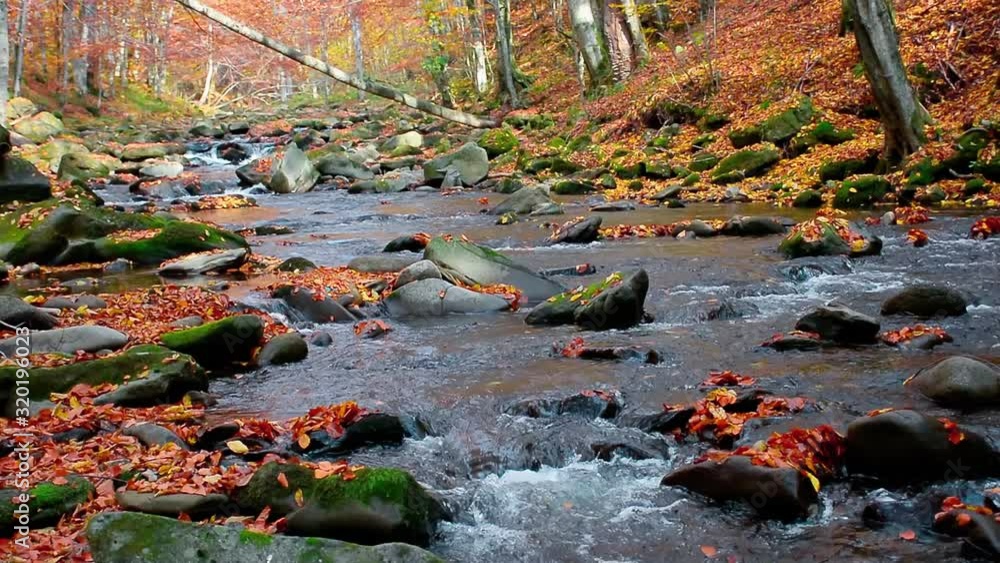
xmin=171 ymin=0 xmax=495 ymax=127
xmin=568 ymin=0 xmax=608 ymax=86
xmin=349 ymin=2 xmax=365 ymax=101
xmin=467 ymin=0 xmax=489 ymax=95
xmin=621 ymin=0 xmax=648 ymax=63
xmin=13 ymin=0 xmax=28 ymax=97
xmin=0 ymin=0 xmax=9 ymax=125
xmin=841 ymin=0 xmax=930 ymax=163
xmin=61 ymin=0 xmax=75 ymax=96
xmin=198 ymin=23 xmax=214 ymax=105
xmin=490 ymin=0 xmax=522 ymax=107
xmin=602 ymin=0 xmax=635 ymax=82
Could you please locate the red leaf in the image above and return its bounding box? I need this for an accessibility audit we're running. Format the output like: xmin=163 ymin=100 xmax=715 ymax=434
xmin=899 ymin=530 xmax=916 ymax=541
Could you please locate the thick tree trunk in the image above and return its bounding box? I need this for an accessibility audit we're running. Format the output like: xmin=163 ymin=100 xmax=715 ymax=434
xmin=0 ymin=0 xmax=9 ymax=125
xmin=842 ymin=0 xmax=930 ymax=163
xmin=621 ymin=0 xmax=648 ymax=63
xmin=568 ymin=0 xmax=608 ymax=86
xmin=490 ymin=0 xmax=522 ymax=107
xmin=172 ymin=0 xmax=495 ymax=127
xmin=467 ymin=0 xmax=489 ymax=95
xmin=13 ymin=0 xmax=28 ymax=97
xmin=602 ymin=0 xmax=635 ymax=82
xmin=349 ymin=2 xmax=365 ymax=101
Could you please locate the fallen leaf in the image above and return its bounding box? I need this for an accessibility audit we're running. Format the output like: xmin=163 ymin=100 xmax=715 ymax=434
xmin=226 ymin=440 xmax=249 ymax=454
xmin=701 ymin=545 xmax=718 ymax=557
xmin=277 ymin=472 xmax=289 ymax=488
xmin=899 ymin=530 xmax=916 ymax=541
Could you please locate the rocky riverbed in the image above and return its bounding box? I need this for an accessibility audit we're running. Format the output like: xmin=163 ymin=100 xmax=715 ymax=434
xmin=0 ymin=103 xmax=999 ymax=562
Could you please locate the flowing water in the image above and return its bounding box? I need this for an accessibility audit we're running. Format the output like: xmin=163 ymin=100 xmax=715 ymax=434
xmin=100 ymin=142 xmax=1000 ymax=562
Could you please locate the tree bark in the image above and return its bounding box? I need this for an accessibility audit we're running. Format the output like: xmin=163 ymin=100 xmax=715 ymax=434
xmin=0 ymin=0 xmax=9 ymax=125
xmin=602 ymin=0 xmax=635 ymax=82
xmin=841 ymin=0 xmax=930 ymax=163
xmin=489 ymin=0 xmax=522 ymax=107
xmin=172 ymin=0 xmax=495 ymax=127
xmin=568 ymin=0 xmax=608 ymax=86
xmin=621 ymin=0 xmax=648 ymax=63
xmin=467 ymin=0 xmax=489 ymax=95
xmin=349 ymin=1 xmax=365 ymax=101
xmin=13 ymin=0 xmax=28 ymax=97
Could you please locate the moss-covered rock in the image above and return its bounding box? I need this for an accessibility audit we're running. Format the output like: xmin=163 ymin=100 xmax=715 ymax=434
xmin=477 ymin=128 xmax=520 ymax=159
xmin=698 ymin=113 xmax=730 ymax=131
xmin=118 ymin=142 xmax=186 ymax=162
xmin=819 ymin=154 xmax=879 ymax=182
xmin=58 ymin=152 xmax=122 ymax=182
xmin=236 ymin=462 xmax=445 ymax=546
xmin=642 ymin=160 xmax=674 ymax=180
xmin=710 ymin=148 xmax=780 ymax=184
xmin=1 ymin=477 xmax=94 ymax=536
xmin=0 ymin=199 xmax=248 ymax=266
xmin=524 ymin=156 xmax=581 ymax=175
xmin=689 ymin=152 xmax=720 ymax=172
xmin=906 ymin=127 xmax=991 ymax=186
xmin=789 ymin=121 xmax=855 ymax=155
xmin=964 ymin=177 xmax=988 ymax=196
xmin=792 ymin=189 xmax=823 ymax=208
xmin=551 ymin=179 xmax=596 ymax=195
xmin=85 ymin=511 xmax=445 ymax=563
xmin=13 ymin=112 xmax=64 ymax=143
xmin=834 ymin=175 xmax=892 ymax=208
xmin=0 ymin=345 xmax=204 ymax=416
xmin=160 ymin=315 xmax=264 ymax=369
xmin=612 ymin=161 xmax=645 ymax=179
xmin=729 ymin=98 xmax=814 ymax=148
xmin=0 ymin=156 xmax=52 ymax=204
xmin=503 ymin=114 xmax=554 ymax=130
xmin=643 ymin=100 xmax=703 ymax=128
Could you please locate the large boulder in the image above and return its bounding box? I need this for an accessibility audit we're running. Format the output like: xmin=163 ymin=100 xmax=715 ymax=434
xmin=477 ymin=128 xmax=519 ymax=158
xmin=139 ymin=161 xmax=184 ymax=179
xmin=423 ymin=142 xmax=489 ymax=187
xmin=794 ymin=304 xmax=879 ymax=344
xmin=85 ymin=512 xmax=444 ymax=563
xmin=0 ymin=295 xmax=58 ymax=329
xmin=348 ymin=254 xmax=420 ymax=273
xmin=267 ymin=146 xmax=319 ymax=194
xmin=189 ymin=122 xmax=225 ymax=138
xmin=1 ymin=477 xmax=95 ymax=536
xmin=0 ymin=156 xmax=52 ymax=203
xmin=710 ymin=148 xmax=780 ymax=184
xmin=256 ymin=332 xmax=308 ymax=366
xmin=395 ymin=260 xmax=443 ymax=288
xmin=12 ymin=112 xmax=64 ymax=143
xmin=0 ymin=345 xmax=204 ymax=416
xmin=549 ymin=216 xmax=602 ymax=245
xmin=58 ymin=152 xmax=122 ymax=182
xmin=385 ymin=278 xmax=510 ymax=316
xmin=313 ymin=153 xmax=375 ymax=180
xmin=0 ymin=325 xmax=127 ymax=357
xmin=574 ymin=270 xmax=649 ymax=330
xmin=846 ymin=410 xmax=999 ymax=483
xmin=525 ymin=271 xmax=642 ymax=327
xmin=907 ymin=356 xmax=1000 ymax=408
xmin=6 ymin=97 xmax=37 ymax=121
xmin=662 ymin=455 xmax=817 ymax=520
xmin=272 ymin=286 xmax=357 ymax=324
xmin=881 ymin=285 xmax=968 ymax=318
xmin=119 ymin=142 xmax=186 ymax=162
xmin=423 ymin=237 xmax=564 ymax=302
xmin=158 ymin=248 xmax=249 ymax=277
xmin=0 ymin=201 xmax=249 ymax=267
xmin=160 ymin=315 xmax=264 ymax=369
xmin=236 ymin=462 xmax=446 ymax=546
xmin=93 ymin=359 xmax=209 ymax=409
xmin=778 ymin=218 xmax=883 ymax=259
xmin=381 ymin=131 xmax=424 ymax=155
xmin=488 ymin=186 xmax=554 ymax=216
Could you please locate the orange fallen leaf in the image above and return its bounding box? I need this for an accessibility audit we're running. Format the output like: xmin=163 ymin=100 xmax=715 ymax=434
xmin=701 ymin=545 xmax=718 ymax=557
xmin=899 ymin=530 xmax=916 ymax=541
xmin=297 ymin=433 xmax=311 ymax=450
xmin=277 ymin=472 xmax=289 ymax=488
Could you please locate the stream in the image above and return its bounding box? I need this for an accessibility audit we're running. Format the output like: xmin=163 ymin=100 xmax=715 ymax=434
xmin=96 ymin=139 xmax=1000 ymax=562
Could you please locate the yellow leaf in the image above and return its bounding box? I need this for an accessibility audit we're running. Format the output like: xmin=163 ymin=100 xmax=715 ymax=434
xmin=805 ymin=471 xmax=821 ymax=492
xmin=294 ymin=488 xmax=305 ymax=507
xmin=69 ymin=396 xmax=82 ymax=409
xmin=203 ymin=474 xmax=222 ymax=485
xmin=297 ymin=433 xmax=311 ymax=450
xmin=226 ymin=440 xmax=249 ymax=454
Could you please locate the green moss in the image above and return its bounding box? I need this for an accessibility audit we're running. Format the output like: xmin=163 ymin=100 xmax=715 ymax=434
xmin=643 ymin=160 xmax=673 ymax=179
xmin=710 ymin=148 xmax=780 ymax=184
xmin=790 ymin=121 xmax=855 ymax=155
xmin=160 ymin=315 xmax=264 ymax=368
xmin=793 ymin=189 xmax=823 ymax=208
xmin=551 ymin=180 xmax=595 ymax=195
xmin=565 ymin=134 xmax=592 ymax=153
xmin=478 ymin=128 xmax=520 ymax=158
xmin=239 ymin=530 xmax=274 ymax=548
xmin=964 ymin=177 xmax=988 ymax=196
xmin=727 ymin=126 xmax=763 ymax=149
xmin=97 ymin=221 xmax=247 ymax=265
xmin=729 ymin=97 xmax=813 ymax=148
xmin=819 ymin=154 xmax=879 ymax=182
xmin=698 ymin=113 xmax=730 ymax=131
xmin=503 ymin=114 xmax=554 ymax=130
xmin=689 ymin=152 xmax=719 ymax=172
xmin=0 ymin=345 xmax=198 ymax=407
xmin=691 ymin=134 xmax=716 ymax=150
xmin=834 ymin=175 xmax=892 ymax=208
xmin=1 ymin=477 xmax=95 ymax=531
xmin=612 ymin=161 xmax=645 ymax=179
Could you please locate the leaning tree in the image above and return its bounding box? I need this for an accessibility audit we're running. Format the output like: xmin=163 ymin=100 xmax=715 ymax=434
xmin=840 ymin=0 xmax=931 ymax=164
